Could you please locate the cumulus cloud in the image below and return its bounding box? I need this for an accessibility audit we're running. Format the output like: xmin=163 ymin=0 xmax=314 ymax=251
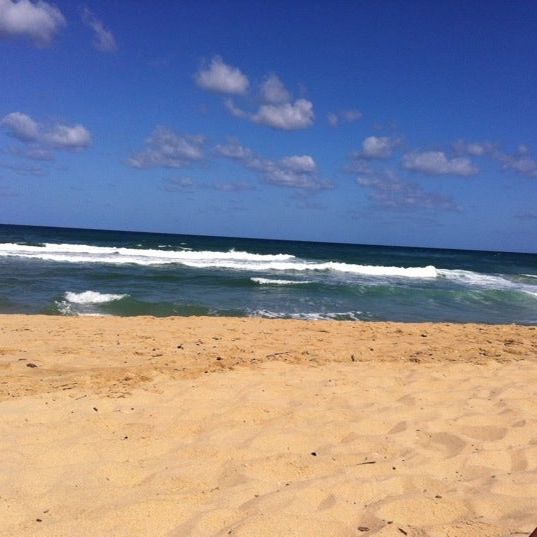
xmin=127 ymin=126 xmax=205 ymax=169
xmin=215 ymin=139 xmax=331 ymax=190
xmin=252 ymin=98 xmax=314 ymax=130
xmin=205 ymin=64 xmax=314 ymax=130
xmin=356 ymin=169 xmax=459 ymax=212
xmin=195 ymin=56 xmax=249 ymax=95
xmin=0 ymin=0 xmax=65 ymax=46
xmin=360 ymin=136 xmax=399 ymax=159
xmin=260 ymin=74 xmax=290 ymax=104
xmin=327 ymin=109 xmax=362 ymax=127
xmin=43 ymin=123 xmax=91 ymax=149
xmin=1 ymin=112 xmax=91 ymax=155
xmin=1 ymin=111 xmax=39 ymax=141
xmin=402 ymin=150 xmax=478 ymax=177
xmin=81 ymin=7 xmax=117 ymax=52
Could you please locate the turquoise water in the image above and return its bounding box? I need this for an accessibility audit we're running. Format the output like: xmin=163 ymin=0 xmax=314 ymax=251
xmin=0 ymin=224 xmax=536 ymax=324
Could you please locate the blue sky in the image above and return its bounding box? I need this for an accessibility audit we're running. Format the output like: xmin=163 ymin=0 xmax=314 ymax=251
xmin=1 ymin=0 xmax=537 ymax=252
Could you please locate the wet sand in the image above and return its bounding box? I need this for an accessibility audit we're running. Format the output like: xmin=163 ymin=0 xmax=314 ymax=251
xmin=1 ymin=315 xmax=536 ymax=536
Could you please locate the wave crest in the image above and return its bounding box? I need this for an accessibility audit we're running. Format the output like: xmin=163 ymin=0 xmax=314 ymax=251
xmin=64 ymin=290 xmax=128 ymax=304
xmin=0 ymin=242 xmax=438 ymax=279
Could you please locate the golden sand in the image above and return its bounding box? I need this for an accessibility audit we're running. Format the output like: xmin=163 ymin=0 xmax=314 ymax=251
xmin=1 ymin=315 xmax=536 ymax=536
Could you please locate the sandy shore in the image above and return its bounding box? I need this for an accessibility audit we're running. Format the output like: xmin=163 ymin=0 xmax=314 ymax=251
xmin=1 ymin=315 xmax=536 ymax=536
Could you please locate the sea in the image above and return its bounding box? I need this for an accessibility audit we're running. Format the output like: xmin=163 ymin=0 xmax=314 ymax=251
xmin=0 ymin=224 xmax=536 ymax=324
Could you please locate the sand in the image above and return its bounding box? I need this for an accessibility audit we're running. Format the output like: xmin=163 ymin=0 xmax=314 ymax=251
xmin=1 ymin=315 xmax=536 ymax=537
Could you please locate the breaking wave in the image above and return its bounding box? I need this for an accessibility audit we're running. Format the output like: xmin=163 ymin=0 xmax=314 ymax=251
xmin=64 ymin=290 xmax=128 ymax=304
xmin=251 ymin=277 xmax=312 ymax=285
xmin=0 ymin=242 xmax=437 ymax=278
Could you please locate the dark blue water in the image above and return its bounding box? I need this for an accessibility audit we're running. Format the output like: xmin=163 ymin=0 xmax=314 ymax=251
xmin=0 ymin=224 xmax=536 ymax=324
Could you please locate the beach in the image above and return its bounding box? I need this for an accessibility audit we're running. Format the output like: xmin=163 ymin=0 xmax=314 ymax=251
xmin=1 ymin=315 xmax=536 ymax=536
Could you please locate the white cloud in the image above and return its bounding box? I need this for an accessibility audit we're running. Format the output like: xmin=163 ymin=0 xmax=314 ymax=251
xmin=224 ymin=98 xmax=248 ymax=119
xmin=81 ymin=7 xmax=117 ymax=53
xmin=280 ymin=155 xmax=317 ymax=173
xmin=1 ymin=111 xmax=39 ymax=141
xmin=494 ymin=145 xmax=537 ymax=178
xmin=0 ymin=0 xmax=65 ymax=46
xmin=452 ymin=140 xmax=496 ymax=157
xmin=127 ymin=126 xmax=205 ymax=169
xmin=402 ymin=150 xmax=478 ymax=176
xmin=1 ymin=112 xmax=91 ymax=152
xmin=516 ymin=210 xmax=537 ymax=220
xmin=499 ymin=154 xmax=537 ymax=178
xmin=327 ymin=113 xmax=338 ymax=128
xmin=42 ymin=123 xmax=91 ymax=149
xmin=211 ymin=180 xmax=255 ymax=192
xmin=203 ymin=63 xmax=314 ymax=130
xmin=356 ymin=169 xmax=458 ymax=211
xmin=164 ymin=177 xmax=194 ymax=191
xmin=360 ymin=136 xmax=399 ymax=159
xmin=259 ymin=74 xmax=290 ymax=104
xmin=327 ymin=109 xmax=362 ymax=127
xmin=215 ymin=139 xmax=331 ymax=190
xmin=195 ymin=56 xmax=249 ymax=95
xmin=252 ymin=98 xmax=314 ymax=130
xmin=10 ymin=145 xmax=53 ymax=160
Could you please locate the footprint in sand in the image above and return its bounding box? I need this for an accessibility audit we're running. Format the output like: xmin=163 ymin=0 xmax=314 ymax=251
xmin=428 ymin=432 xmax=466 ymax=458
xmin=388 ymin=421 xmax=407 ymax=434
xmin=458 ymin=425 xmax=507 ymax=442
xmin=375 ymin=496 xmax=469 ymax=526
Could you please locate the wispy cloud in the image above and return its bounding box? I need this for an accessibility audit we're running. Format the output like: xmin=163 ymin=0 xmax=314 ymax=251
xmin=516 ymin=210 xmax=537 ymax=220
xmin=402 ymin=150 xmax=478 ymax=177
xmin=0 ymin=160 xmax=45 ymax=176
xmin=81 ymin=7 xmax=117 ymax=53
xmin=496 ymin=145 xmax=537 ymax=178
xmin=452 ymin=140 xmax=496 ymax=157
xmin=127 ymin=127 xmax=205 ymax=169
xmin=163 ymin=177 xmax=194 ymax=191
xmin=164 ymin=176 xmax=256 ymax=193
xmin=195 ymin=56 xmax=249 ymax=95
xmin=1 ymin=112 xmax=91 ymax=156
xmin=215 ymin=139 xmax=332 ymax=190
xmin=327 ymin=109 xmax=362 ymax=127
xmin=356 ymin=168 xmax=459 ymax=211
xmin=211 ymin=180 xmax=256 ymax=192
xmin=0 ymin=0 xmax=65 ymax=46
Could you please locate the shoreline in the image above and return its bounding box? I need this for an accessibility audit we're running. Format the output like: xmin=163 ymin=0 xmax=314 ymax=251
xmin=1 ymin=314 xmax=536 ymax=535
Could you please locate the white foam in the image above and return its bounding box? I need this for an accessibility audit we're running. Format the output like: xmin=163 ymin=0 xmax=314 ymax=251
xmin=251 ymin=277 xmax=312 ymax=285
xmin=0 ymin=242 xmax=294 ymax=265
xmin=0 ymin=242 xmax=438 ymax=279
xmin=438 ymin=268 xmax=537 ymax=298
xmin=64 ymin=290 xmax=127 ymax=304
xmin=250 ymin=309 xmax=363 ymax=320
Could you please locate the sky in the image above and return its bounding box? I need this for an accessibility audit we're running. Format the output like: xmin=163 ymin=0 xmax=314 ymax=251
xmin=1 ymin=0 xmax=537 ymax=253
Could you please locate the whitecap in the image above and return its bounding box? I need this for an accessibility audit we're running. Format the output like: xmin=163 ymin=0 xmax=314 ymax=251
xmin=251 ymin=277 xmax=312 ymax=285
xmin=64 ymin=290 xmax=127 ymax=304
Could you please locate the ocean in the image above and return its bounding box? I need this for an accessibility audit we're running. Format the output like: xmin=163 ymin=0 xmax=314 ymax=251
xmin=0 ymin=224 xmax=536 ymax=324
